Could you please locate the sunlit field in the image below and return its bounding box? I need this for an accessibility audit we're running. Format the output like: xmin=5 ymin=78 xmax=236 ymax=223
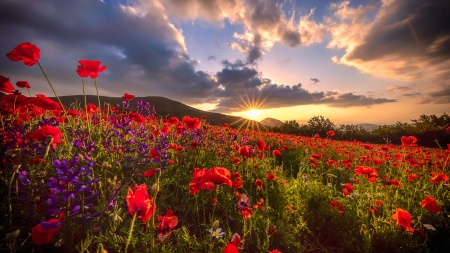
xmin=1 ymin=43 xmax=449 ymax=253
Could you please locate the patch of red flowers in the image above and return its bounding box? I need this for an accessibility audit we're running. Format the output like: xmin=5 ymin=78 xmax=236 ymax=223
xmin=401 ymin=136 xmax=417 ymax=147
xmin=429 ymin=172 xmax=448 ymax=184
xmin=157 ymin=209 xmax=178 ymax=242
xmin=27 ymin=125 xmax=63 ymax=146
xmin=182 ymin=116 xmax=201 ymax=130
xmin=330 ymin=200 xmax=344 ymax=215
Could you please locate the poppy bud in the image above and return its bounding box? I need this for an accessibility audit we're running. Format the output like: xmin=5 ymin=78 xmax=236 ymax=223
xmin=154 ymin=168 xmax=162 ymax=179
xmin=151 ymin=183 xmax=159 ymax=197
xmin=212 ymin=220 xmax=219 ymax=231
xmin=6 ymin=229 xmax=20 ymax=239
xmin=101 ymin=161 xmax=109 ymax=170
xmin=13 ymin=164 xmax=21 ymax=171
xmin=46 ymin=135 xmax=54 ymax=143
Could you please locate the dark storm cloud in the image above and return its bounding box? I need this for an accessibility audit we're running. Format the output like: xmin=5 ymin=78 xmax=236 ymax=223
xmin=347 ymin=0 xmax=450 ymax=62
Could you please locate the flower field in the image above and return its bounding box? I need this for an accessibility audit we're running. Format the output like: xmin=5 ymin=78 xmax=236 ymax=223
xmin=1 ymin=43 xmax=449 ymax=253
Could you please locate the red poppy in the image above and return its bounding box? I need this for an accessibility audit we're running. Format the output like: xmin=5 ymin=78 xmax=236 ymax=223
xmin=269 ymin=250 xmax=282 ymax=253
xmin=239 ymin=146 xmax=251 ymax=158
xmin=385 ymin=179 xmax=402 ymax=188
xmin=429 ymin=173 xmax=448 ymax=184
xmin=168 ymin=117 xmax=179 ymax=125
xmin=273 ymin=149 xmax=281 ymax=156
xmin=0 ymin=75 xmax=14 ymax=94
xmin=223 ymin=243 xmax=238 ymax=253
xmin=354 ymin=166 xmax=374 ymax=175
xmin=266 ymin=173 xmax=278 ymax=182
xmin=67 ymin=110 xmax=80 ymax=116
xmin=257 ymin=139 xmax=266 ymax=150
xmin=31 ymin=212 xmax=64 ymax=244
xmin=28 ymin=125 xmax=62 ymax=145
xmin=255 ymin=179 xmax=263 ymax=190
xmin=233 ymin=179 xmax=243 ymax=189
xmin=6 ymin=42 xmax=40 ymax=66
xmin=188 ymin=168 xmax=214 ymax=195
xmin=309 ymin=157 xmax=319 ymax=167
xmin=32 ymin=94 xmax=62 ymax=111
xmin=236 ymin=193 xmax=252 ymax=220
xmin=142 ymin=168 xmax=156 ymax=177
xmin=392 ymin=208 xmax=413 ymax=232
xmin=327 ymin=130 xmax=335 ymax=137
xmin=375 ymin=200 xmax=383 ymax=206
xmin=76 ymin=60 xmax=106 ymax=79
xmin=126 ymin=184 xmax=156 ymax=223
xmin=420 ymin=196 xmax=441 ymax=214
xmin=182 ymin=116 xmax=201 ymax=130
xmin=122 ymin=93 xmax=135 ymax=101
xmin=85 ymin=103 xmax=99 ymax=114
xmin=157 ymin=209 xmax=178 ymax=242
xmin=311 ymin=153 xmax=323 ymax=159
xmin=330 ymin=200 xmax=344 ymax=214
xmin=16 ymin=81 xmax=31 ymax=89
xmin=408 ymin=174 xmax=419 ymax=182
xmin=200 ymin=167 xmax=232 ymax=187
xmin=401 ymin=136 xmax=417 ymax=147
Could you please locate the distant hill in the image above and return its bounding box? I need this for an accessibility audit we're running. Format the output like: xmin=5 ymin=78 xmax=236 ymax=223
xmin=260 ymin=117 xmax=284 ymax=127
xmin=55 ymin=95 xmax=268 ymax=130
xmin=356 ymin=123 xmax=380 ymax=130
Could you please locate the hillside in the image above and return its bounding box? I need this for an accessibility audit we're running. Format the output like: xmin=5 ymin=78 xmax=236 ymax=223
xmin=260 ymin=117 xmax=284 ymax=127
xmin=56 ymin=95 xmax=268 ymax=130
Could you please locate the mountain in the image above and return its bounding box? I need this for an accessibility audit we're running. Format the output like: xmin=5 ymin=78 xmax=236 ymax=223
xmin=55 ymin=95 xmax=268 ymax=130
xmin=260 ymin=117 xmax=284 ymax=127
xmin=356 ymin=123 xmax=380 ymax=130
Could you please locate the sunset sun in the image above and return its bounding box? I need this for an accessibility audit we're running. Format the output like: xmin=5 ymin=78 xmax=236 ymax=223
xmin=246 ymin=109 xmax=261 ymax=119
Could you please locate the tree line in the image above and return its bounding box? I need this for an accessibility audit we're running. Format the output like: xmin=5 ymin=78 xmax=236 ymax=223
xmin=268 ymin=113 xmax=450 ymax=148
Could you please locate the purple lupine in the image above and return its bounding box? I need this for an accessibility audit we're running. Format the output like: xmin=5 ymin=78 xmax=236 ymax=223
xmin=44 ymin=154 xmax=99 ymax=222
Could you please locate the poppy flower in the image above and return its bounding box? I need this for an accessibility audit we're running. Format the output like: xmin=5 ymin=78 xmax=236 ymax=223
xmin=0 ymin=75 xmax=14 ymax=94
xmin=76 ymin=60 xmax=106 ymax=79
xmin=182 ymin=116 xmax=201 ymax=130
xmin=6 ymin=42 xmax=40 ymax=66
xmin=157 ymin=209 xmax=178 ymax=241
xmin=309 ymin=157 xmax=319 ymax=167
xmin=408 ymin=174 xmax=419 ymax=182
xmin=429 ymin=173 xmax=448 ymax=184
xmin=236 ymin=193 xmax=252 ymax=220
xmin=32 ymin=94 xmax=62 ymax=110
xmin=85 ymin=103 xmax=99 ymax=114
xmin=266 ymin=173 xmax=277 ymax=182
xmin=126 ymin=184 xmax=156 ymax=223
xmin=392 ymin=208 xmax=414 ymax=232
xmin=223 ymin=243 xmax=238 ymax=253
xmin=122 ymin=93 xmax=135 ymax=101
xmin=233 ymin=179 xmax=243 ymax=189
xmin=354 ymin=166 xmax=374 ymax=175
xmin=401 ymin=136 xmax=417 ymax=147
xmin=330 ymin=200 xmax=344 ymax=214
xmin=67 ymin=110 xmax=80 ymax=116
xmin=188 ymin=168 xmax=214 ymax=195
xmin=327 ymin=130 xmax=335 ymax=137
xmin=28 ymin=125 xmax=62 ymax=145
xmin=375 ymin=200 xmax=383 ymax=207
xmin=31 ymin=212 xmax=64 ymax=244
xmin=420 ymin=196 xmax=441 ymax=214
xmin=273 ymin=149 xmax=281 ymax=156
xmin=269 ymin=250 xmax=282 ymax=253
xmin=239 ymin=146 xmax=251 ymax=158
xmin=200 ymin=167 xmax=232 ymax=187
xmin=385 ymin=179 xmax=402 ymax=188
xmin=16 ymin=81 xmax=31 ymax=89
xmin=255 ymin=179 xmax=263 ymax=190
xmin=257 ymin=139 xmax=266 ymax=150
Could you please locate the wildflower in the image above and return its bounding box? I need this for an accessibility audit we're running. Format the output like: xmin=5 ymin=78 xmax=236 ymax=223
xmin=223 ymin=243 xmax=239 ymax=253
xmin=429 ymin=173 xmax=448 ymax=184
xmin=208 ymin=227 xmax=225 ymax=239
xmin=375 ymin=200 xmax=383 ymax=206
xmin=401 ymin=136 xmax=417 ymax=147
xmin=354 ymin=166 xmax=374 ymax=175
xmin=200 ymin=167 xmax=232 ymax=187
xmin=236 ymin=194 xmax=252 ymax=220
xmin=31 ymin=212 xmax=64 ymax=244
xmin=27 ymin=125 xmax=62 ymax=146
xmin=253 ymin=198 xmax=265 ymax=211
xmin=330 ymin=200 xmax=344 ymax=215
xmin=269 ymin=250 xmax=282 ymax=253
xmin=6 ymin=42 xmax=40 ymax=66
xmin=122 ymin=93 xmax=135 ymax=101
xmin=157 ymin=209 xmax=178 ymax=242
xmin=257 ymin=139 xmax=266 ymax=150
xmin=273 ymin=149 xmax=281 ymax=156
xmin=85 ymin=103 xmax=99 ymax=114
xmin=16 ymin=81 xmax=31 ymax=89
xmin=385 ymin=179 xmax=402 ymax=188
xmin=233 ymin=179 xmax=243 ymax=189
xmin=309 ymin=157 xmax=319 ymax=167
xmin=420 ymin=196 xmax=441 ymax=214
xmin=327 ymin=130 xmax=335 ymax=137
xmin=392 ymin=208 xmax=414 ymax=232
xmin=0 ymin=76 xmax=14 ymax=94
xmin=126 ymin=184 xmax=156 ymax=223
xmin=182 ymin=116 xmax=201 ymax=130
xmin=266 ymin=173 xmax=278 ymax=182
xmin=255 ymin=179 xmax=263 ymax=190
xmin=408 ymin=174 xmax=419 ymax=182
xmin=76 ymin=60 xmax=106 ymax=79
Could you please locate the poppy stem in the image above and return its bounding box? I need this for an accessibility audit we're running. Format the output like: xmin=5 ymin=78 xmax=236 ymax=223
xmin=93 ymin=79 xmax=103 ymax=139
xmin=125 ymin=212 xmax=137 ymax=253
xmin=81 ymin=78 xmax=92 ymax=141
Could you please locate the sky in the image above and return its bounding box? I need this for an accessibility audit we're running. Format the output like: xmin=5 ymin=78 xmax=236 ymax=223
xmin=1 ymin=0 xmax=449 ymax=125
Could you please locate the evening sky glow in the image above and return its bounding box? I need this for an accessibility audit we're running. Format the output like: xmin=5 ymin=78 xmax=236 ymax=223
xmin=1 ymin=0 xmax=449 ymax=124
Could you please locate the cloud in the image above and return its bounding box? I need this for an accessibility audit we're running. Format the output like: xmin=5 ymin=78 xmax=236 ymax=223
xmin=402 ymin=92 xmax=421 ymax=97
xmin=207 ymin=55 xmax=216 ymax=60
xmin=160 ymin=0 xmax=328 ymax=62
xmin=386 ymin=85 xmax=412 ymax=93
xmin=327 ymin=0 xmax=450 ymax=87
xmin=419 ymin=85 xmax=450 ymax=104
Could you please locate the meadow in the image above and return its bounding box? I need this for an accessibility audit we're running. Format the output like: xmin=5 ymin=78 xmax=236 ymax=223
xmin=1 ymin=42 xmax=449 ymax=253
